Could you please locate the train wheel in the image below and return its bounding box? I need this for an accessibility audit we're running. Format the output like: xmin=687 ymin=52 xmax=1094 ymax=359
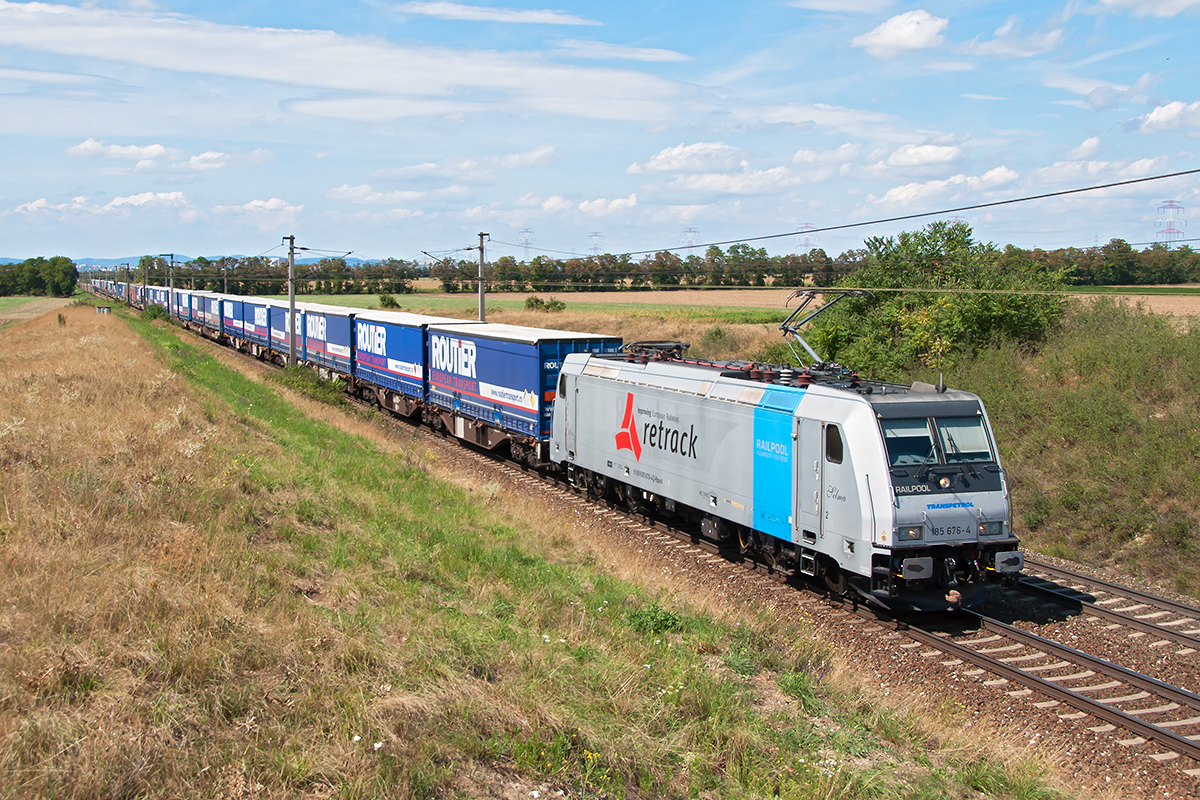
xmin=824 ymin=565 xmax=848 ymax=596
xmin=588 ymin=473 xmax=608 ymax=500
xmin=620 ymin=484 xmax=644 ymax=515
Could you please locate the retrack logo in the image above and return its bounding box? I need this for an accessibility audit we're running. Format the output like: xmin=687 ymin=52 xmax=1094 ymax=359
xmin=615 ymin=393 xmax=642 ymax=461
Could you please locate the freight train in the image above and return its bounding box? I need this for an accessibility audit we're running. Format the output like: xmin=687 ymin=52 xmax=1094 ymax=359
xmin=88 ymin=279 xmax=1023 ymax=611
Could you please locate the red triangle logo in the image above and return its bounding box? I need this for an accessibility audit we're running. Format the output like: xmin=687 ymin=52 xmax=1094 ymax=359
xmin=615 ymin=392 xmax=642 ymax=461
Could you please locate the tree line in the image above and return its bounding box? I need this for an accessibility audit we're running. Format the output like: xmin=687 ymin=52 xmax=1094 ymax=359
xmin=430 ymin=238 xmax=1200 ymax=292
xmin=15 ymin=234 xmax=1200 ymax=300
xmin=93 ymin=256 xmax=423 ymax=297
xmin=0 ymin=257 xmax=79 ymax=297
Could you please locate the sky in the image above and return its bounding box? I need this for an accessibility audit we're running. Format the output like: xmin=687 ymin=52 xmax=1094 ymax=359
xmin=3 ymin=0 xmax=1200 ymax=264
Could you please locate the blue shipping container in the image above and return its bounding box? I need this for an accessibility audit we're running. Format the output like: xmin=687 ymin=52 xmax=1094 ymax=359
xmin=352 ymin=310 xmax=470 ymax=399
xmin=427 ymin=323 xmax=621 ymax=439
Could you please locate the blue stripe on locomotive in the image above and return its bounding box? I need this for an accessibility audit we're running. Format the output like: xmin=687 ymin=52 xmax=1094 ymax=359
xmin=353 ymin=318 xmax=427 ymax=399
xmin=752 ymin=388 xmax=804 ymax=543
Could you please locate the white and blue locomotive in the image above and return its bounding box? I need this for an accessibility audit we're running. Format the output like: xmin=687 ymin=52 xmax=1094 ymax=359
xmin=551 ymin=347 xmax=1022 ymax=611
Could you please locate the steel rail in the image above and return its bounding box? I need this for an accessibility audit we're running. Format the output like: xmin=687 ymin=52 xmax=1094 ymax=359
xmin=1017 ymin=578 xmax=1200 ymax=650
xmin=1024 ymin=557 xmax=1200 ymax=618
xmin=873 ymin=609 xmax=1200 ymax=764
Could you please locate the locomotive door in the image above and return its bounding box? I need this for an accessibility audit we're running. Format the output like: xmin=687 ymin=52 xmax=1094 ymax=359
xmin=562 ymin=374 xmax=577 ymax=456
xmin=794 ymin=417 xmax=822 ymax=542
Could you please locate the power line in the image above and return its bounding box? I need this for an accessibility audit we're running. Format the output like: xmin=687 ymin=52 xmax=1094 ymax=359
xmin=485 ymin=168 xmax=1200 ymax=261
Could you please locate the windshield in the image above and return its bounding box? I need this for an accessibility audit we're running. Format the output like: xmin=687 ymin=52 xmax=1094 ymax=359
xmin=881 ymin=418 xmax=938 ymax=467
xmin=936 ymin=416 xmax=994 ymax=463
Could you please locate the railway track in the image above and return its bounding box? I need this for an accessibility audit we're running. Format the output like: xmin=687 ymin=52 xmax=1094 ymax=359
xmin=870 ymin=608 xmax=1200 ymax=777
xmin=1018 ymin=558 xmax=1200 ymax=655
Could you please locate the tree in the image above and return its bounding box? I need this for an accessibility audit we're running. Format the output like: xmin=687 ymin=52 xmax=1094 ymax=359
xmin=808 ymin=221 xmax=1067 ymax=379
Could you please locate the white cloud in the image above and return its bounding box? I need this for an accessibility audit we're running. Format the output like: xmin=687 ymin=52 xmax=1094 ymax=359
xmin=736 ymin=102 xmax=915 ymax=144
xmin=176 ymin=152 xmax=229 ymax=172
xmin=68 ymin=137 xmax=171 ymax=160
xmin=374 ymin=146 xmax=559 ymax=183
xmin=1119 ymin=155 xmax=1169 ymax=175
xmin=542 ymin=196 xmax=573 ymax=212
xmin=959 ymin=18 xmax=1063 ymax=59
xmin=328 ymin=184 xmax=425 ymax=203
xmin=1034 ymin=159 xmax=1111 ymax=182
xmin=670 ymin=167 xmax=798 ymax=195
xmin=1044 ymin=71 xmax=1157 ymax=110
xmin=12 ymin=196 xmax=89 ymax=214
xmin=1131 ymin=99 xmax=1200 ymax=132
xmin=105 ymin=191 xmax=188 ymax=209
xmin=394 ymin=2 xmax=601 ymax=25
xmin=213 ymin=197 xmax=302 ymax=231
xmin=0 ymin=2 xmax=678 ymax=123
xmin=851 ymin=10 xmax=948 ymax=59
xmin=489 ymin=145 xmax=559 ymax=169
xmin=962 ymin=94 xmax=1008 ymax=100
xmin=885 ymin=143 xmax=960 ymax=166
xmin=578 ymin=194 xmax=637 ymax=214
xmin=9 ymin=192 xmax=190 ymax=217
xmin=1034 ymin=154 xmax=1169 ymax=182
xmin=873 ymin=166 xmax=1018 ymax=207
xmin=1067 ymin=136 xmax=1102 ymax=159
xmin=628 ymin=142 xmax=742 ymax=174
xmin=552 ymin=40 xmax=690 ymax=62
xmin=1092 ymin=0 xmax=1200 ymax=17
xmin=787 ymin=0 xmax=891 ymax=11
xmin=792 ymin=143 xmax=861 ymax=165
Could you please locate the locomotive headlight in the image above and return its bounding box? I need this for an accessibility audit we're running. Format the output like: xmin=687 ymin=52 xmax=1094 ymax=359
xmin=896 ymin=526 xmax=923 ymax=541
xmin=978 ymin=521 xmax=1004 ymax=537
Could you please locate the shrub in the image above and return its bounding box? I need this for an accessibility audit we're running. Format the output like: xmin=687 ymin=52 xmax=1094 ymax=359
xmin=378 ymin=294 xmax=399 ymax=308
xmin=626 ymin=604 xmax=682 ymax=634
xmin=525 ymin=296 xmax=565 ymax=312
xmin=142 ymin=304 xmax=169 ymax=321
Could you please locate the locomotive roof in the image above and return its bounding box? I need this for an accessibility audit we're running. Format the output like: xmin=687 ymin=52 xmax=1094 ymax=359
xmin=575 ymin=352 xmax=984 ymax=414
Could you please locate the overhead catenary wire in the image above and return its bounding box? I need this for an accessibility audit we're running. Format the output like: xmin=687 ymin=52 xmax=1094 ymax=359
xmin=487 ymin=168 xmax=1200 ymax=261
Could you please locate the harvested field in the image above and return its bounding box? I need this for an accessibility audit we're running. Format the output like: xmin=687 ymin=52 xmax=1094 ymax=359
xmin=0 ymin=297 xmax=73 ymax=324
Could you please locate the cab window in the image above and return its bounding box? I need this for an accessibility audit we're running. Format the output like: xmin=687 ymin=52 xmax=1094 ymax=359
xmin=880 ymin=418 xmax=937 ymax=467
xmin=825 ymin=424 xmax=843 ymax=464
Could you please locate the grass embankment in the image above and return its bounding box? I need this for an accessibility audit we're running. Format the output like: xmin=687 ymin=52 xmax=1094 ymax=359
xmin=0 ymin=304 xmax=1065 ymax=798
xmin=924 ymin=299 xmax=1200 ymax=597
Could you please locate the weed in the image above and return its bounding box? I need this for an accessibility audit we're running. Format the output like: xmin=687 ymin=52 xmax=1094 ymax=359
xmin=627 ymin=603 xmax=682 ymax=634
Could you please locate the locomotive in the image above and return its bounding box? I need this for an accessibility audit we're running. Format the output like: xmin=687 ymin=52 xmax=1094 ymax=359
xmin=89 ymin=280 xmax=1022 ymax=610
xmin=551 ymin=292 xmax=1022 ymax=611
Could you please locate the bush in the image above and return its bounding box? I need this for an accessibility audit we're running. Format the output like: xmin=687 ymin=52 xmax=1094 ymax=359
xmin=142 ymin=304 xmax=169 ymax=321
xmin=378 ymin=294 xmax=400 ymax=308
xmin=525 ymin=295 xmax=565 ymax=312
xmin=627 ymin=604 xmax=682 ymax=634
xmin=808 ymin=221 xmax=1067 ymax=378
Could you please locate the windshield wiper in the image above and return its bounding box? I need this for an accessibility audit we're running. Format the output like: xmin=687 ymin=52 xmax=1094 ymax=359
xmin=943 ymin=430 xmax=978 ymax=479
xmin=914 ymin=441 xmax=938 ymax=481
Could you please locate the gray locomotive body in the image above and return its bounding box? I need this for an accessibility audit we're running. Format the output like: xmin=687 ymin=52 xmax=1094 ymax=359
xmin=551 ymin=352 xmax=1022 ymax=611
